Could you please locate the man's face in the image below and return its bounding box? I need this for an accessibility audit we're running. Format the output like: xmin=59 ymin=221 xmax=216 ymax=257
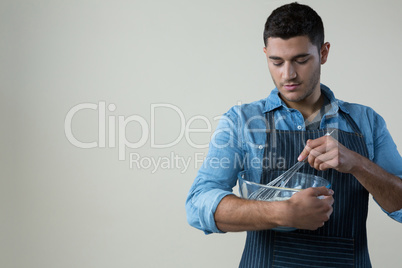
xmin=263 ymin=36 xmax=329 ymax=106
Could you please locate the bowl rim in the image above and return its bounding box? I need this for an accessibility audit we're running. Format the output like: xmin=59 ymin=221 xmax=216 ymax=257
xmin=238 ymin=170 xmax=331 ymax=191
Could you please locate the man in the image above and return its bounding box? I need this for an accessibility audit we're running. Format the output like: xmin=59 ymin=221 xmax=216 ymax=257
xmin=186 ymin=2 xmax=402 ymax=267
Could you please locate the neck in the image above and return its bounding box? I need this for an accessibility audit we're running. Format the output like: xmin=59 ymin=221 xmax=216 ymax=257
xmin=281 ymin=88 xmax=324 ymax=119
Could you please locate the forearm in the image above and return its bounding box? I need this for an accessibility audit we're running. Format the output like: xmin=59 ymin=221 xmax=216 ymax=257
xmin=351 ymin=152 xmax=402 ymax=212
xmin=214 ymin=195 xmax=284 ymax=232
xmin=215 ymin=187 xmax=334 ymax=232
xmin=300 ymin=135 xmax=402 ymax=213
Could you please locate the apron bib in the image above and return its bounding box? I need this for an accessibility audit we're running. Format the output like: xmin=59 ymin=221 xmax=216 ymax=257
xmin=239 ymin=111 xmax=371 ymax=268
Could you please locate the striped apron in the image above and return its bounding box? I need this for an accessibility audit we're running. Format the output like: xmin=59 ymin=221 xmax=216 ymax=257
xmin=239 ymin=110 xmax=371 ymax=267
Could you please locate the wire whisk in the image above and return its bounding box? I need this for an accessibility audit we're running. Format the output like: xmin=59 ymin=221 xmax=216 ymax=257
xmin=249 ymin=160 xmax=306 ymax=200
xmin=249 ymin=129 xmax=336 ymax=201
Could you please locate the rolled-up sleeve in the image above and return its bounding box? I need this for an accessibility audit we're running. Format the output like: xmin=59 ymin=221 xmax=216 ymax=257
xmin=376 ymin=201 xmax=402 ymax=222
xmin=185 ymin=108 xmax=244 ymax=234
xmin=371 ymin=111 xmax=402 ymax=222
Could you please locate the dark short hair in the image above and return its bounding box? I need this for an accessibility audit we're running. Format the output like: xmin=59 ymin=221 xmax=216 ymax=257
xmin=263 ymin=2 xmax=324 ymax=50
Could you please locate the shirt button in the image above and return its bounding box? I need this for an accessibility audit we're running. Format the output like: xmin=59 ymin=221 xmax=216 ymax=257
xmin=297 ymin=125 xmax=302 ymax=130
xmin=258 ymin=145 xmax=263 ymax=149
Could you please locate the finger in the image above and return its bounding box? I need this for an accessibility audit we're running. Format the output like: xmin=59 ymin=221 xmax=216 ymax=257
xmin=307 ymin=150 xmax=329 ymax=170
xmin=298 ymin=139 xmax=313 ymax=161
xmin=307 ymin=143 xmax=328 ymax=169
xmin=324 ymin=204 xmax=334 ymax=219
xmin=319 ymin=195 xmax=335 ymax=206
xmin=316 ymin=148 xmax=340 ymax=170
xmin=312 ymin=186 xmax=334 ymax=197
xmin=303 ymin=186 xmax=333 ymax=197
xmin=313 ymin=148 xmax=339 ymax=170
xmin=304 ymin=136 xmax=327 ymax=148
xmin=298 ymin=136 xmax=331 ymax=161
xmin=308 ymin=140 xmax=340 ymax=170
xmin=319 ymin=158 xmax=340 ymax=171
xmin=317 ymin=147 xmax=338 ymax=162
xmin=309 ymin=137 xmax=338 ymax=157
xmin=309 ymin=143 xmax=329 ymax=158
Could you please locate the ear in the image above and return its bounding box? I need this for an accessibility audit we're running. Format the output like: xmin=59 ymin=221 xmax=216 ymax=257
xmin=320 ymin=42 xmax=330 ymax=64
xmin=263 ymin=46 xmax=267 ymax=55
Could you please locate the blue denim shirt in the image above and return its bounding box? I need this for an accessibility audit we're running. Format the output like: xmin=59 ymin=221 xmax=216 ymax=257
xmin=186 ymin=84 xmax=402 ymax=234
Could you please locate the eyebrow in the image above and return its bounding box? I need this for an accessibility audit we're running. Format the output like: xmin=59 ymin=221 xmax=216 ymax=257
xmin=268 ymin=53 xmax=311 ymax=61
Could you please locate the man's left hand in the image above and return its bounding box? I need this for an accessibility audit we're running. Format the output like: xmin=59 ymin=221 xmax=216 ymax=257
xmin=298 ymin=135 xmax=359 ymax=173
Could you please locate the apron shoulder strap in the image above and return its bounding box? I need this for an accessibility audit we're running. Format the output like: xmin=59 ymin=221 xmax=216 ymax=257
xmin=339 ymin=110 xmax=363 ymax=135
xmin=265 ymin=110 xmax=275 ymax=131
xmin=265 ymin=111 xmax=277 ymax=149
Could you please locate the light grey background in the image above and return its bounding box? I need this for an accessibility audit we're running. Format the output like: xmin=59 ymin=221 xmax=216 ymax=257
xmin=1 ymin=0 xmax=401 ymax=267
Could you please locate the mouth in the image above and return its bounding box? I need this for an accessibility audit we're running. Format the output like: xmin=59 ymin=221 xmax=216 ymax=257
xmin=283 ymin=83 xmax=301 ymax=91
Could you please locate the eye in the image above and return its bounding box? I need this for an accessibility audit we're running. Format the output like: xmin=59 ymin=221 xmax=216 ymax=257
xmin=272 ymin=61 xmax=283 ymax=66
xmin=296 ymin=58 xmax=309 ymax=65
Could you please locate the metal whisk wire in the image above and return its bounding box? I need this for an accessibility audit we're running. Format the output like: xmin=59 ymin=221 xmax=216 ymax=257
xmin=249 ymin=129 xmax=336 ymax=201
xmin=249 ymin=160 xmax=306 ymax=200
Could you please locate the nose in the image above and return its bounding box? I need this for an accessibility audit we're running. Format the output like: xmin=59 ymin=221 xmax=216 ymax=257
xmin=282 ymin=62 xmax=297 ymax=80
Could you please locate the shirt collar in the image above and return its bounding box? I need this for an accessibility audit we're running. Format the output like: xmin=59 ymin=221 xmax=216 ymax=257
xmin=263 ymin=84 xmax=349 ymax=115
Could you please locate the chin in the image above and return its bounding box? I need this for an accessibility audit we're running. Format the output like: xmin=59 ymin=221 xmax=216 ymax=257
xmin=280 ymin=92 xmax=304 ymax=103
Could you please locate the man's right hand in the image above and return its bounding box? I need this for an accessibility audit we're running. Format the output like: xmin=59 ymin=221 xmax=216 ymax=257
xmin=280 ymin=186 xmax=334 ymax=230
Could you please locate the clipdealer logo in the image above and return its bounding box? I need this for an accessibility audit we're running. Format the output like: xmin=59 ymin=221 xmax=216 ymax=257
xmin=64 ymin=101 xmax=289 ymax=173
xmin=64 ymin=101 xmax=223 ymax=172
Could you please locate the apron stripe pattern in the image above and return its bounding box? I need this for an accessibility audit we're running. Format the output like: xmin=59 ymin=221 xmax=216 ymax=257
xmin=239 ymin=111 xmax=371 ymax=268
xmin=272 ymin=232 xmax=354 ymax=267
